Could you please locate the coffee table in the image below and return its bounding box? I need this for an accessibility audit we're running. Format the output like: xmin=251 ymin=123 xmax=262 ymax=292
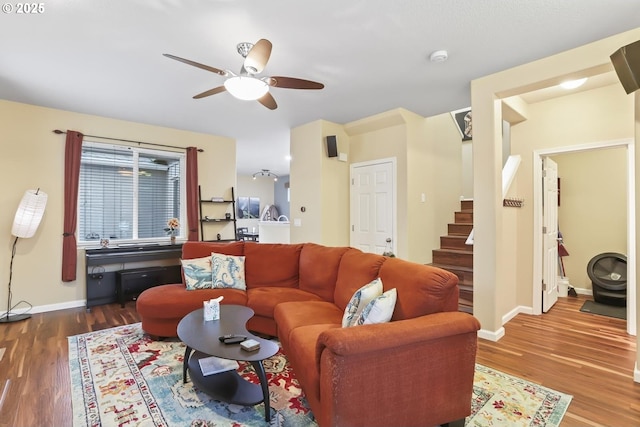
xmin=177 ymin=305 xmax=279 ymax=422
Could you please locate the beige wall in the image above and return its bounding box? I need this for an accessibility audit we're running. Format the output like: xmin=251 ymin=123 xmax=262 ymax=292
xmin=349 ymin=115 xmax=409 ymax=257
xmin=553 ymin=148 xmax=628 ymax=291
xmin=0 ymin=100 xmax=235 ymax=311
xmin=511 ymin=84 xmax=633 ymax=308
xmin=471 ymin=26 xmax=640 ymax=366
xmin=289 ymin=120 xmax=350 ymax=246
xmin=421 ymin=112 xmax=464 ymax=263
xmin=290 ymin=121 xmax=324 ymax=244
xmin=291 ymin=108 xmax=462 ymax=263
xmin=236 ymin=174 xmax=276 ymax=232
xmin=320 ymin=122 xmax=351 ymax=247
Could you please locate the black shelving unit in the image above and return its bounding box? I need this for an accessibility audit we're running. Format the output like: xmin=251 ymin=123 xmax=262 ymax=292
xmin=199 ymin=186 xmax=238 ymax=241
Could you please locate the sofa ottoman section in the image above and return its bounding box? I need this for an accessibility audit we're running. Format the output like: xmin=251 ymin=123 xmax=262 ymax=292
xmin=136 ymin=284 xmax=247 ymax=337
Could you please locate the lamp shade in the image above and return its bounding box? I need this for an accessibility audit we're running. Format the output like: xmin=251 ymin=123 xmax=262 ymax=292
xmin=224 ymin=76 xmax=269 ymax=100
xmin=12 ymin=189 xmax=48 ymax=238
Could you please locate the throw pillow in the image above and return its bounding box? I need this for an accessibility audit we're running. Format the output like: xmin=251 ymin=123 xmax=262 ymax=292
xmin=181 ymin=256 xmax=213 ymax=290
xmin=341 ymin=277 xmax=383 ymax=327
xmin=357 ymin=288 xmax=397 ymax=325
xmin=211 ymin=252 xmax=246 ymax=290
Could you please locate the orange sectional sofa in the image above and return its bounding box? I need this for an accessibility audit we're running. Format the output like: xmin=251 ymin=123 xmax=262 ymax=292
xmin=136 ymin=240 xmax=480 ymax=427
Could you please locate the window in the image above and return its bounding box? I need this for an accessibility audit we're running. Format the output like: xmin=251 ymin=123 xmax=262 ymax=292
xmin=78 ymin=142 xmax=185 ymax=244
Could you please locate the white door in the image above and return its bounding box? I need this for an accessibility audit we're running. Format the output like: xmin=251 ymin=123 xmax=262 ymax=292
xmin=350 ymin=160 xmax=395 ymax=254
xmin=543 ymin=157 xmax=559 ymax=312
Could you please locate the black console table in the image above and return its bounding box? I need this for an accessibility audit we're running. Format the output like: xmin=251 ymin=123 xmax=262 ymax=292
xmin=85 ymin=244 xmax=183 ymax=309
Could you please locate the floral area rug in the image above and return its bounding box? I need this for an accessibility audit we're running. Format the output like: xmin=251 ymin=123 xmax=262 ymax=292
xmin=68 ymin=323 xmax=571 ymax=427
xmin=470 ymin=364 xmax=571 ymax=426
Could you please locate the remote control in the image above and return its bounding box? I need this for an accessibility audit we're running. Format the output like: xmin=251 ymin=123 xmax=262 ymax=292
xmin=222 ymin=336 xmax=246 ymax=344
xmin=218 ymin=334 xmax=246 ymax=342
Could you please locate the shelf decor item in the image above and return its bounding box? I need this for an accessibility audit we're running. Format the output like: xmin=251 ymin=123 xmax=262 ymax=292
xmin=164 ymin=218 xmax=180 ymax=244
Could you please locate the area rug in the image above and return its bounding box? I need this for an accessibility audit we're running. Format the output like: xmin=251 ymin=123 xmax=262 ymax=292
xmin=580 ymin=299 xmax=626 ymax=320
xmin=68 ymin=324 xmax=572 ymax=427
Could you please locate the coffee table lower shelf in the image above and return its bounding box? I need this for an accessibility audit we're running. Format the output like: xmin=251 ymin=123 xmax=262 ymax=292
xmin=185 ymin=349 xmax=270 ymax=417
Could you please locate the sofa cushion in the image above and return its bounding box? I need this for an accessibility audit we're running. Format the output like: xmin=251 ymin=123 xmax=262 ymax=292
xmin=211 ymin=253 xmax=246 ymax=290
xmin=299 ymin=243 xmax=350 ymax=302
xmin=136 ymin=283 xmax=247 ymax=319
xmin=246 ymin=287 xmax=323 ymax=319
xmin=378 ymin=257 xmax=459 ymax=320
xmin=357 ymin=288 xmax=397 ymax=325
xmin=334 ymin=249 xmax=386 ymax=311
xmin=286 ymin=323 xmax=340 ymax=407
xmin=274 ymin=301 xmax=344 ymax=353
xmin=181 ymin=256 xmax=213 ymax=290
xmin=244 ymin=242 xmax=303 ymax=289
xmin=182 ymin=240 xmax=244 ymax=259
xmin=341 ymin=278 xmax=383 ymax=327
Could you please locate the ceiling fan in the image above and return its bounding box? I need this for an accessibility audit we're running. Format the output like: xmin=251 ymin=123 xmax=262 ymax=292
xmin=164 ymin=39 xmax=324 ymax=110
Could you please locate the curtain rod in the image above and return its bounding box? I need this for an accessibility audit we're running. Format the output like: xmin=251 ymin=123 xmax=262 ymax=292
xmin=52 ymin=130 xmax=204 ymax=152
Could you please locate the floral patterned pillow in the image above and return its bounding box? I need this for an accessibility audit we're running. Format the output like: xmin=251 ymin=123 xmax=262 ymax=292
xmin=181 ymin=256 xmax=213 ymax=290
xmin=357 ymin=288 xmax=397 ymax=325
xmin=341 ymin=278 xmax=383 ymax=327
xmin=211 ymin=252 xmax=246 ymax=290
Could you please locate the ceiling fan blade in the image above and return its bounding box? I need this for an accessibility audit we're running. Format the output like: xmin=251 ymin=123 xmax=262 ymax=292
xmin=268 ymin=76 xmax=324 ymax=90
xmin=163 ymin=53 xmax=226 ymax=76
xmin=193 ymin=86 xmax=226 ymax=99
xmin=258 ymin=92 xmax=277 ymax=110
xmin=243 ymin=39 xmax=272 ymax=74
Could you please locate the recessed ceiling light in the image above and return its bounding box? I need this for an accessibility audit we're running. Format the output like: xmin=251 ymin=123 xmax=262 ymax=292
xmin=559 ymin=78 xmax=587 ymax=89
xmin=429 ymin=50 xmax=448 ymax=63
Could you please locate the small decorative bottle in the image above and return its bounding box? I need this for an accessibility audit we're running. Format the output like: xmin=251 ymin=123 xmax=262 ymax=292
xmin=382 ymin=237 xmax=395 ymax=257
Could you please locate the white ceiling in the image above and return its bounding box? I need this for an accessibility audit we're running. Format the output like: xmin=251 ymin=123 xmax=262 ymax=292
xmin=1 ymin=1 xmax=638 ymax=176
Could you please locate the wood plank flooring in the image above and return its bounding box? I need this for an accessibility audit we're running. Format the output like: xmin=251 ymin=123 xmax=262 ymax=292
xmin=477 ymin=296 xmax=640 ymax=426
xmin=0 ymin=296 xmax=638 ymax=426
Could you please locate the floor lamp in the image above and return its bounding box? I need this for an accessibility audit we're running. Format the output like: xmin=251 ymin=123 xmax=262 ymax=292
xmin=0 ymin=189 xmax=48 ymax=323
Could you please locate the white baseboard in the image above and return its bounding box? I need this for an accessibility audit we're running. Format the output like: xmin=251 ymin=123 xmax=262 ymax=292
xmin=502 ymin=305 xmax=533 ymax=325
xmin=478 ymin=327 xmax=505 ymax=342
xmin=478 ymin=305 xmax=532 ymax=342
xmin=573 ymin=287 xmax=592 ymax=296
xmin=0 ymin=299 xmax=85 ymax=317
xmin=635 ymin=362 xmax=640 ymax=383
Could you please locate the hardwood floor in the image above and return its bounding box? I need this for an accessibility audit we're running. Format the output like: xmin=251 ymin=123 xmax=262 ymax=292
xmin=0 ymin=303 xmax=141 ymax=427
xmin=0 ymin=295 xmax=638 ymax=426
xmin=477 ymin=296 xmax=640 ymax=426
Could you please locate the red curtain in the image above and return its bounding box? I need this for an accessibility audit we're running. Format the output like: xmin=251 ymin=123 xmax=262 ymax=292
xmin=62 ymin=130 xmax=84 ymax=281
xmin=186 ymin=147 xmax=199 ymax=241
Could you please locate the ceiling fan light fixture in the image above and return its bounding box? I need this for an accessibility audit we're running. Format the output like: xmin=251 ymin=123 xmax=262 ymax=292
xmin=224 ymin=76 xmax=269 ymax=100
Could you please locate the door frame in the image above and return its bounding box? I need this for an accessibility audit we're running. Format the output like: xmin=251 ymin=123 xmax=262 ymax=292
xmin=349 ymin=157 xmax=397 ymax=255
xmin=532 ymin=138 xmax=636 ymax=336
xmin=542 ymin=157 xmax=559 ymax=312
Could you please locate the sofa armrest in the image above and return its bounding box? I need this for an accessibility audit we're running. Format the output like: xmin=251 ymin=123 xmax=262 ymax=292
xmin=315 ymin=312 xmax=480 ymax=427
xmin=317 ymin=311 xmax=479 ymax=357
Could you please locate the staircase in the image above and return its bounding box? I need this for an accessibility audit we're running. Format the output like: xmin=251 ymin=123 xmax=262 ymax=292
xmin=430 ymin=200 xmax=474 ymax=314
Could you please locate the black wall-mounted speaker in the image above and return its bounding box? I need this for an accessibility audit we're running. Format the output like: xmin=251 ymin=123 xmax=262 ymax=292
xmin=326 ymin=135 xmax=338 ymax=158
xmin=610 ymin=39 xmax=640 ymax=94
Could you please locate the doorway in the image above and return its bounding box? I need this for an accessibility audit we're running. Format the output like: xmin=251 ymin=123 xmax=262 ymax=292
xmin=533 ymin=139 xmax=636 ymax=335
xmin=349 ymin=158 xmax=396 ymax=255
